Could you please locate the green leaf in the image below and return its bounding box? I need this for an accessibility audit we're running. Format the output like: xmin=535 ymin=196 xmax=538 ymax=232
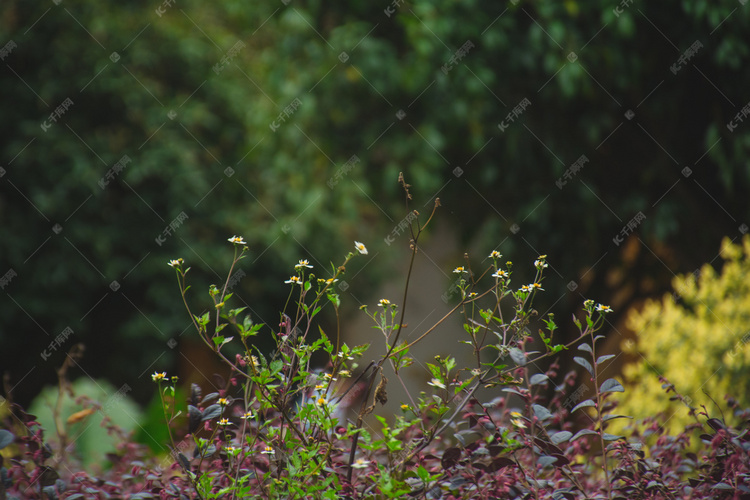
xmin=229 ymin=306 xmax=247 ymax=318
xmin=479 ymin=309 xmax=492 ymax=324
xmin=195 ymin=312 xmax=210 ymax=327
xmin=444 ymin=356 xmax=456 ymax=372
xmin=416 ymin=465 xmax=429 ymax=482
xmin=327 ymin=292 xmax=340 ymax=308
xmin=270 ymin=359 xmax=283 ymax=375
xmin=425 ymin=363 xmax=441 ymax=380
xmin=454 ymin=378 xmax=473 ymax=395
xmin=529 ymin=373 xmax=549 ymax=386
xmin=463 ymin=323 xmax=478 ymax=335
xmin=212 ymin=336 xmax=224 ymax=347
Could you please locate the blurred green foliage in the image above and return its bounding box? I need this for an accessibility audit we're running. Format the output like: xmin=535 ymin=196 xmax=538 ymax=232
xmin=1 ymin=0 xmax=749 ymax=408
xmin=28 ymin=378 xmax=142 ymax=469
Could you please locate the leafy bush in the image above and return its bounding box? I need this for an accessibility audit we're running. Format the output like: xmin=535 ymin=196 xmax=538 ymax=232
xmin=2 ymin=185 xmax=750 ymax=499
xmin=620 ymin=236 xmax=750 ymax=432
xmin=27 ymin=377 xmax=142 ymax=469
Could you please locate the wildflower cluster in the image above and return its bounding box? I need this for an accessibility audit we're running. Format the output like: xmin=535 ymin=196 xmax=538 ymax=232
xmin=6 ymin=198 xmax=747 ymax=499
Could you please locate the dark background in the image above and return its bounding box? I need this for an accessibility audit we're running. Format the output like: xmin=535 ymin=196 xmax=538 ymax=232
xmin=1 ymin=1 xmax=748 ymax=420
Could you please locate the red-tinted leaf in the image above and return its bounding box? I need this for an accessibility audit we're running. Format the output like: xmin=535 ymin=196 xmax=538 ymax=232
xmin=441 ymin=447 xmax=461 ymax=470
xmin=706 ymin=418 xmax=725 ymax=432
xmin=188 ymin=405 xmax=201 ymax=433
xmin=189 ymin=383 xmax=202 ymax=406
xmin=489 ymin=457 xmax=515 ymax=472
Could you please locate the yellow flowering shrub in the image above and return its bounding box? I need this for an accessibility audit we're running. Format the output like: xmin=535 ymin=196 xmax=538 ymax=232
xmin=618 ymin=236 xmax=750 ymax=431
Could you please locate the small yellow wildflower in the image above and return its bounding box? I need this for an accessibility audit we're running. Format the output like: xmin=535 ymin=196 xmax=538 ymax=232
xmin=295 ymin=259 xmax=313 ymax=269
xmin=227 ymin=235 xmax=246 ymax=245
xmin=285 ymin=276 xmax=302 ymax=285
xmin=354 ymin=241 xmax=368 ymax=255
xmin=510 ymin=411 xmax=527 ymax=429
xmin=217 ymin=418 xmax=231 ymax=426
xmin=427 ymin=378 xmax=446 ymax=390
xmin=151 ymin=372 xmax=167 ymax=382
